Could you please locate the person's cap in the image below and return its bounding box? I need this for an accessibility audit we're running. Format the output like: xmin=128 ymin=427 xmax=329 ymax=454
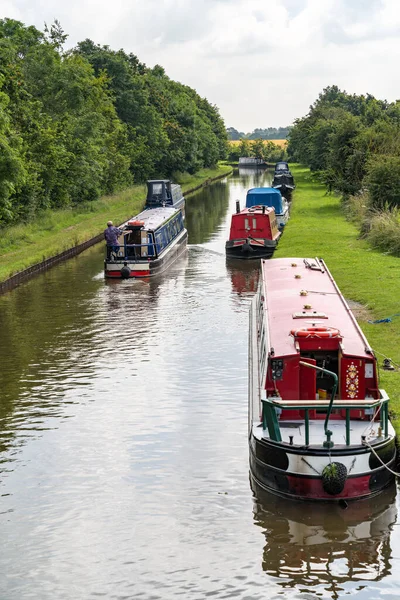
xmin=107 ymin=220 xmax=113 ymax=226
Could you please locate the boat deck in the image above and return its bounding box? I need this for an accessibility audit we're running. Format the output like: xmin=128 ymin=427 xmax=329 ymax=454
xmin=252 ymin=419 xmax=395 ymax=447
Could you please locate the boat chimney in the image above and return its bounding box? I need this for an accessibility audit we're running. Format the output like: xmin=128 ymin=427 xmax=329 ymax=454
xmin=262 ymin=206 xmax=265 ymax=214
xmin=236 ymin=200 xmax=240 ymax=214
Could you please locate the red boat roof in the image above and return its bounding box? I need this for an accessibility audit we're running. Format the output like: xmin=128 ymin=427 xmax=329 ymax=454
xmin=261 ymin=257 xmax=373 ymax=359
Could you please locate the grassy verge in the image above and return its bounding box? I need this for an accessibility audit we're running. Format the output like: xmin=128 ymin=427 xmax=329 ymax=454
xmin=277 ymin=165 xmax=400 ymax=426
xmin=0 ymin=164 xmax=232 ymax=282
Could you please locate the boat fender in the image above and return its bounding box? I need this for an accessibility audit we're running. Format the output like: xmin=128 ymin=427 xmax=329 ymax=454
xmin=321 ymin=462 xmax=348 ymax=495
xmin=291 ymin=326 xmax=340 ymax=339
xmin=120 ymin=263 xmax=131 ymax=279
xmin=242 ymin=242 xmax=252 ymax=253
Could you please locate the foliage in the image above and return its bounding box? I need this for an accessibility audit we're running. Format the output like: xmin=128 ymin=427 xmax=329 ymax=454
xmin=226 ymin=126 xmax=290 ymax=140
xmin=0 ymin=19 xmax=228 ymax=225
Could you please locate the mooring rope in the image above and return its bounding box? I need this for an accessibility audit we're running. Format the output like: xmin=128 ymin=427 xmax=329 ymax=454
xmin=364 ymin=439 xmax=400 ymax=477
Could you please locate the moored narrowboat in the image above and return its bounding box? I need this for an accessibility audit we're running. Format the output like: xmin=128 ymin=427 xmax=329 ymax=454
xmin=272 ymin=172 xmax=296 ymax=199
xmin=249 ymin=257 xmax=396 ymax=501
xmin=239 ymin=157 xmax=267 ymax=167
xmin=246 ymin=187 xmax=290 ymax=230
xmin=226 ymin=202 xmax=281 ymax=260
xmin=104 ymin=207 xmax=187 ymax=279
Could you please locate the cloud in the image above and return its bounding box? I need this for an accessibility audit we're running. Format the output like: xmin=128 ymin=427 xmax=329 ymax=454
xmin=2 ymin=0 xmax=400 ymax=131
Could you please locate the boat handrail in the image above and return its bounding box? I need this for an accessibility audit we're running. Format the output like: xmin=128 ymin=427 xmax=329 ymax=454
xmin=262 ymin=390 xmax=390 ymax=445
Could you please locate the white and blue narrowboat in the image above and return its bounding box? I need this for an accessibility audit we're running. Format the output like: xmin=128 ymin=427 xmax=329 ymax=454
xmin=246 ymin=187 xmax=290 ymax=230
xmin=104 ymin=206 xmax=187 ymax=279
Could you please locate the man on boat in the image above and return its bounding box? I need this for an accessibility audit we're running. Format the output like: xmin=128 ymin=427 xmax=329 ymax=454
xmin=104 ymin=221 xmax=124 ymax=259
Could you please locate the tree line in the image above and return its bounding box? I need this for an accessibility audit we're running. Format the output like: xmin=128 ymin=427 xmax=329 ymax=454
xmin=227 ymin=126 xmax=290 ymax=140
xmin=288 ymin=85 xmax=400 ymax=208
xmin=228 ymin=138 xmax=286 ymax=163
xmin=0 ymin=19 xmax=228 ymax=225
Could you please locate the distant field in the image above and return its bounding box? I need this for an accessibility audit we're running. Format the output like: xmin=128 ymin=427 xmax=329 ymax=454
xmin=228 ymin=139 xmax=287 ymax=147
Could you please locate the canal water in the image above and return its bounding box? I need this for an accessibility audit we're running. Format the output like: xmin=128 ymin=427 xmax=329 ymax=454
xmin=0 ymin=168 xmax=399 ymax=600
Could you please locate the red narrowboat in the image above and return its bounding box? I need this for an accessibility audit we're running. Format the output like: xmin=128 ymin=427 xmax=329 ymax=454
xmin=249 ymin=257 xmax=396 ymax=501
xmin=226 ymin=202 xmax=281 ymax=259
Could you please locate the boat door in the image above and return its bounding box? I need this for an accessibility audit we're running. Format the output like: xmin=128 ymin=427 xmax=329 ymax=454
xmin=299 ymin=357 xmax=316 ymax=400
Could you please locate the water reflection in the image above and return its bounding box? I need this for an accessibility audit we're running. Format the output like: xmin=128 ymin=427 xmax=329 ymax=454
xmin=185 ymin=179 xmax=230 ymax=244
xmin=252 ymin=480 xmax=397 ymax=598
xmin=238 ymin=167 xmax=273 ymax=188
xmin=226 ymin=259 xmax=260 ymax=299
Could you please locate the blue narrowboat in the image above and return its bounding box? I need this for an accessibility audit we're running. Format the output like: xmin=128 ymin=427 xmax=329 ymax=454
xmin=104 ymin=207 xmax=187 ymax=279
xmin=246 ymin=187 xmax=290 ymax=230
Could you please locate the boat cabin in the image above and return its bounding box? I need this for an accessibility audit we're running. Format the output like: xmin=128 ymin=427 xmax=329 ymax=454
xmin=274 ymin=161 xmax=289 ymax=173
xmin=259 ymin=258 xmax=381 ymax=414
xmin=145 ymin=180 xmax=185 ymax=212
xmin=246 ymin=187 xmax=289 ymax=229
xmin=238 ymin=157 xmax=266 ymax=167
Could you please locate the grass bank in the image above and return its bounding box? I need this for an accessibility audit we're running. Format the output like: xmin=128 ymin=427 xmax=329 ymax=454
xmin=0 ymin=164 xmax=232 ymax=283
xmin=277 ymin=165 xmax=400 ymax=424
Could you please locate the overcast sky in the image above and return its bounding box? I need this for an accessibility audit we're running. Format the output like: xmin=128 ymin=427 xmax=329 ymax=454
xmin=3 ymin=0 xmax=400 ymax=132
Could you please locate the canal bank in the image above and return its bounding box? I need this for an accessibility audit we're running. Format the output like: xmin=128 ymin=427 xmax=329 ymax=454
xmin=0 ymin=165 xmax=232 ymax=294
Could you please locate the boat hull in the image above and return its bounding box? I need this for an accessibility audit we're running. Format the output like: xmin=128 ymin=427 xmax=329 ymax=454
xmin=226 ymin=239 xmax=278 ymax=260
xmin=249 ymin=434 xmax=396 ymax=501
xmin=104 ymin=230 xmax=187 ymax=278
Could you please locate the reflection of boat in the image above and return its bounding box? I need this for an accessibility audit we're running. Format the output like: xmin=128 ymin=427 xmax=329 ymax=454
xmin=145 ymin=179 xmax=185 ymax=216
xmin=104 ymin=207 xmax=187 ymax=278
xmin=252 ymin=479 xmax=397 ymax=590
xmin=245 ymin=187 xmax=290 ymax=230
xmin=239 ymin=157 xmax=267 ymax=167
xmin=249 ymin=257 xmax=396 ymax=501
xmin=226 ymin=260 xmax=260 ymax=297
xmin=226 ymin=202 xmax=281 ymax=259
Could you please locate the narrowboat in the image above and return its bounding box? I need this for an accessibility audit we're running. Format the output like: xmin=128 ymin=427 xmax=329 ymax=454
xmin=145 ymin=180 xmax=185 ymax=216
xmin=225 ymin=202 xmax=281 ymax=259
xmin=272 ymin=172 xmax=296 ymax=200
xmin=249 ymin=257 xmax=396 ymax=501
xmin=246 ymin=187 xmax=290 ymax=230
xmin=104 ymin=207 xmax=187 ymax=278
xmin=274 ymin=161 xmax=290 ymax=174
xmin=239 ymin=157 xmax=267 ymax=167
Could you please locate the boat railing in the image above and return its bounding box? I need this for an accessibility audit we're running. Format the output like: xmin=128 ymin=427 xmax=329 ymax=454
xmin=106 ymin=242 xmax=157 ymax=260
xmin=261 ymin=390 xmax=390 ymax=446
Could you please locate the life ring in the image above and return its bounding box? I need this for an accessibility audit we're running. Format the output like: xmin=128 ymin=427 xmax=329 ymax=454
xmin=290 ymin=326 xmax=340 ymax=339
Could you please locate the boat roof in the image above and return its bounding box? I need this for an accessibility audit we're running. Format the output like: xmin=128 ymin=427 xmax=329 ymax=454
xmin=246 ymin=187 xmax=285 ymax=213
xmin=236 ymin=206 xmax=275 ymax=217
xmin=260 ymin=257 xmax=373 ymax=359
xmin=124 ymin=206 xmax=178 ymax=231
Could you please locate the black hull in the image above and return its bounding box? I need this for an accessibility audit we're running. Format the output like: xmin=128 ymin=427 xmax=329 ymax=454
xmin=226 ymin=239 xmax=277 ymax=260
xmin=249 ymin=433 xmax=396 ymax=502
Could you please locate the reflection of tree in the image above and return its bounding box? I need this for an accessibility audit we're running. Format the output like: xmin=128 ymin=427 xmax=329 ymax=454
xmin=251 ymin=478 xmax=397 ymax=598
xmin=0 ymin=244 xmax=187 ymax=459
xmin=238 ymin=167 xmax=274 ymax=188
xmin=185 ymin=180 xmax=230 ymax=244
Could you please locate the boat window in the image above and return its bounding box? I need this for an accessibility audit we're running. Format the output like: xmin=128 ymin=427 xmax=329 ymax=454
xmin=252 ymin=218 xmax=257 ymax=229
xmin=152 ymin=183 xmax=163 ymax=196
xmin=244 ymin=218 xmax=249 ymax=230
